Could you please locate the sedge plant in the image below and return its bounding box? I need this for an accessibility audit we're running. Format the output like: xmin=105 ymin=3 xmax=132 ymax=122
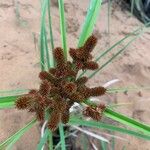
xmin=0 ymin=0 xmax=150 ymax=149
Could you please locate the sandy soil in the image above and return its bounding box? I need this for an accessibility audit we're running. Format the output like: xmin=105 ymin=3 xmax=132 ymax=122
xmin=0 ymin=0 xmax=150 ymax=149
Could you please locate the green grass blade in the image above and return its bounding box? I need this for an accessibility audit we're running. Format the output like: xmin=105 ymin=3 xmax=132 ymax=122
xmin=104 ymin=108 xmax=150 ymax=135
xmin=81 ymin=134 xmax=89 ymax=150
xmin=100 ymin=140 xmax=108 ymax=150
xmin=59 ymin=123 xmax=66 ymax=150
xmin=48 ymin=130 xmax=53 ymax=150
xmin=78 ymin=0 xmax=102 ymax=47
xmin=48 ymin=0 xmax=55 ymax=67
xmin=0 ymin=101 xmax=15 ymax=109
xmin=58 ymin=0 xmax=67 ymax=59
xmin=131 ymin=0 xmax=135 ymax=15
xmin=37 ymin=128 xmax=49 ymax=150
xmin=40 ymin=0 xmax=48 ymax=71
xmin=78 ymin=25 xmax=144 ymax=78
xmin=84 ymin=100 xmax=150 ymax=135
xmin=40 ymin=0 xmax=55 ymax=70
xmin=0 ymin=119 xmax=36 ymax=149
xmin=108 ymin=103 xmax=132 ymax=109
xmin=54 ymin=133 xmax=70 ymax=150
xmin=44 ymin=28 xmax=51 ymax=69
xmin=95 ymin=28 xmax=141 ymax=62
xmin=0 ymin=95 xmax=18 ymax=103
xmin=107 ymin=0 xmax=112 ymax=34
xmin=88 ymin=35 xmax=141 ymax=78
xmin=111 ymin=137 xmax=115 ymax=150
xmin=0 ymin=90 xmax=28 ymax=109
xmin=69 ymin=116 xmax=150 ymax=140
xmin=0 ymin=89 xmax=29 ymax=97
xmin=107 ymin=86 xmax=150 ymax=94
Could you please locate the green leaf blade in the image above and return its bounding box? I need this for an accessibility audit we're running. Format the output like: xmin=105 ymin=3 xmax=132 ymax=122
xmin=78 ymin=0 xmax=102 ymax=47
xmin=0 ymin=119 xmax=36 ymax=149
xmin=104 ymin=108 xmax=150 ymax=135
xmin=69 ymin=116 xmax=150 ymax=140
xmin=59 ymin=123 xmax=66 ymax=150
xmin=58 ymin=0 xmax=67 ymax=59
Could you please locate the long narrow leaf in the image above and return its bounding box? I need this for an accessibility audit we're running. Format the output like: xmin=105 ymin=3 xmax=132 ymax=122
xmin=0 ymin=101 xmax=15 ymax=109
xmin=58 ymin=0 xmax=67 ymax=59
xmin=84 ymin=100 xmax=150 ymax=135
xmin=48 ymin=130 xmax=53 ymax=150
xmin=48 ymin=0 xmax=55 ymax=67
xmin=0 ymin=119 xmax=36 ymax=149
xmin=40 ymin=0 xmax=55 ymax=70
xmin=107 ymin=86 xmax=150 ymax=93
xmin=69 ymin=116 xmax=150 ymax=140
xmin=0 ymin=90 xmax=28 ymax=109
xmin=37 ymin=128 xmax=49 ymax=150
xmin=44 ymin=28 xmax=51 ymax=69
xmin=100 ymin=140 xmax=108 ymax=150
xmin=0 ymin=89 xmax=29 ymax=97
xmin=78 ymin=0 xmax=102 ymax=47
xmin=104 ymin=108 xmax=150 ymax=135
xmin=78 ymin=25 xmax=144 ymax=78
xmin=88 ymin=34 xmax=141 ymax=78
xmin=59 ymin=123 xmax=66 ymax=150
xmin=40 ymin=0 xmax=48 ymax=71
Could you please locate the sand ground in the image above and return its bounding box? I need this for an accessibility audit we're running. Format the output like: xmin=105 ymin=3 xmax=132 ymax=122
xmin=0 ymin=0 xmax=150 ymax=149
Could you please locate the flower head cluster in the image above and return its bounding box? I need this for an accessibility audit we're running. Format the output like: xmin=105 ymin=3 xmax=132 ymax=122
xmin=15 ymin=35 xmax=106 ymax=131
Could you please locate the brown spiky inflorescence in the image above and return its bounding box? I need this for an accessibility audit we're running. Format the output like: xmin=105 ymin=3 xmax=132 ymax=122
xmin=15 ymin=35 xmax=107 ymax=131
xmin=83 ymin=104 xmax=106 ymax=121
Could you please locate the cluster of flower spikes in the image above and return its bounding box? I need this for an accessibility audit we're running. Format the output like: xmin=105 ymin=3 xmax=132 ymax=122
xmin=15 ymin=35 xmax=106 ymax=131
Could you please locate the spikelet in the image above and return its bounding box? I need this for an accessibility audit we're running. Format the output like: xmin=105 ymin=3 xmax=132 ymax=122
xmin=97 ymin=103 xmax=106 ymax=111
xmin=83 ymin=61 xmax=99 ymax=70
xmin=53 ymin=64 xmax=70 ymax=79
xmin=39 ymin=71 xmax=58 ymax=83
xmin=30 ymin=93 xmax=46 ymax=111
xmin=53 ymin=47 xmax=65 ymax=67
xmin=54 ymin=97 xmax=67 ymax=112
xmin=37 ymin=94 xmax=46 ymax=109
xmin=69 ymin=48 xmax=78 ymax=60
xmin=77 ymin=86 xmax=90 ymax=98
xmin=61 ymin=110 xmax=70 ymax=124
xmin=49 ymin=86 xmax=60 ymax=96
xmin=36 ymin=110 xmax=44 ymax=121
xmin=69 ymin=92 xmax=84 ymax=102
xmin=66 ymin=69 xmax=76 ymax=77
xmin=87 ymin=54 xmax=93 ymax=60
xmin=83 ymin=106 xmax=101 ymax=121
xmin=49 ymin=68 xmax=57 ymax=76
xmin=15 ymin=95 xmax=31 ymax=109
xmin=83 ymin=35 xmax=97 ymax=53
xmin=39 ymin=80 xmax=51 ymax=97
xmin=75 ymin=76 xmax=88 ymax=85
xmin=75 ymin=61 xmax=84 ymax=69
xmin=96 ymin=103 xmax=106 ymax=116
xmin=66 ymin=61 xmax=72 ymax=68
xmin=48 ymin=111 xmax=61 ymax=131
xmin=88 ymin=87 xmax=106 ymax=97
xmin=63 ymin=82 xmax=77 ymax=94
xmin=65 ymin=61 xmax=77 ymax=77
xmin=74 ymin=48 xmax=85 ymax=60
xmin=29 ymin=89 xmax=37 ymax=94
xmin=45 ymin=98 xmax=55 ymax=108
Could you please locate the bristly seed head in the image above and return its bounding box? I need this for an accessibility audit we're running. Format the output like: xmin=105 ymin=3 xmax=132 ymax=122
xmin=15 ymin=35 xmax=107 ymax=131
